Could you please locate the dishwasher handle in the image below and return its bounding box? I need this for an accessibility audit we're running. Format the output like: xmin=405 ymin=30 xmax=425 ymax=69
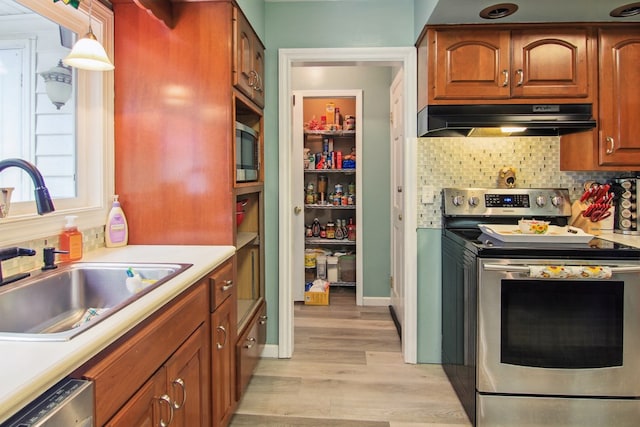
xmin=483 ymin=264 xmax=640 ymax=274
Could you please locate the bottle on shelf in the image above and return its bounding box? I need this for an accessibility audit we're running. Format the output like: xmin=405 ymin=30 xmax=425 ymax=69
xmin=347 ymin=217 xmax=356 ymax=241
xmin=312 ymin=218 xmax=321 ymax=237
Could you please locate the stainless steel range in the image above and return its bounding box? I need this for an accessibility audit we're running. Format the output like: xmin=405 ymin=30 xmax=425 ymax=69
xmin=442 ymin=187 xmax=640 ymax=427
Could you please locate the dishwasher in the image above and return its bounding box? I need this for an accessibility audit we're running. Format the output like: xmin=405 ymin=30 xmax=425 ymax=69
xmin=1 ymin=378 xmax=93 ymax=427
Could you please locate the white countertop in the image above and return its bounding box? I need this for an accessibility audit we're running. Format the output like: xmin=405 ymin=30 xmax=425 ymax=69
xmin=0 ymin=245 xmax=234 ymax=424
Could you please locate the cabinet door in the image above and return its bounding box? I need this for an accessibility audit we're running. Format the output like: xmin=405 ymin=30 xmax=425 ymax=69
xmin=598 ymin=28 xmax=640 ymax=166
xmin=104 ymin=368 xmax=167 ymax=427
xmin=236 ymin=300 xmax=265 ymax=400
xmin=233 ymin=7 xmax=264 ymax=107
xmin=429 ymin=29 xmax=511 ymax=100
xmin=252 ymin=39 xmax=265 ymax=108
xmin=212 ymin=296 xmax=237 ymax=427
xmin=165 ymin=325 xmax=210 ymax=427
xmin=511 ymin=29 xmax=591 ymax=99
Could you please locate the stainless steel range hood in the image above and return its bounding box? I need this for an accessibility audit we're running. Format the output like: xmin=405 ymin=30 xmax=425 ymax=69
xmin=418 ymin=104 xmax=596 ymax=137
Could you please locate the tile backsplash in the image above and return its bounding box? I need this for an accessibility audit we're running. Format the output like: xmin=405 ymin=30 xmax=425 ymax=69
xmin=1 ymin=226 xmax=106 ymax=279
xmin=417 ymin=136 xmax=625 ymax=228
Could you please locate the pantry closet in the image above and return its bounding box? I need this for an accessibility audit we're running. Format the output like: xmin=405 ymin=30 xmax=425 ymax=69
xmin=292 ymin=90 xmax=363 ymax=304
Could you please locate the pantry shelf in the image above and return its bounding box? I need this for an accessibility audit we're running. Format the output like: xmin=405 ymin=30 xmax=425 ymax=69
xmin=306 ymin=238 xmax=355 ymax=245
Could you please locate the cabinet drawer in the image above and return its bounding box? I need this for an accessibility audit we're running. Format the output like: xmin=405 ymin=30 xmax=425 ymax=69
xmin=210 ymin=258 xmax=235 ymax=311
xmin=76 ymin=282 xmax=207 ymax=426
xmin=236 ymin=300 xmax=266 ymax=399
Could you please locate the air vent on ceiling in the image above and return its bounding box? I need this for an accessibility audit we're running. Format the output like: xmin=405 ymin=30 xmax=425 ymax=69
xmin=479 ymin=3 xmax=519 ymax=19
xmin=610 ymin=2 xmax=640 ymax=17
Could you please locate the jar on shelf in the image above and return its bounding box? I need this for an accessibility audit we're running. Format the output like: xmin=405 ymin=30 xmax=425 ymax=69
xmin=326 ymin=222 xmax=336 ymax=239
xmin=305 ymin=183 xmax=316 ymax=204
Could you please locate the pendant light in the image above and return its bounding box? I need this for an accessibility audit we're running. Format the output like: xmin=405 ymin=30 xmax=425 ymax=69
xmin=39 ymin=60 xmax=73 ymax=109
xmin=63 ymin=0 xmax=114 ymax=71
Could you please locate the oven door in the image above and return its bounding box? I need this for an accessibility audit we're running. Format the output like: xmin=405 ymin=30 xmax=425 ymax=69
xmin=478 ymin=258 xmax=640 ymax=397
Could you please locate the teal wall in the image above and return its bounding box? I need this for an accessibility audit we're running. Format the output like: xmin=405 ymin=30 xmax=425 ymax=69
xmin=292 ymin=66 xmax=394 ymax=299
xmin=413 ymin=0 xmax=439 ymax=39
xmin=236 ymin=0 xmax=265 ymax=41
xmin=417 ymin=228 xmax=442 ymax=363
xmin=260 ymin=1 xmax=415 ymax=346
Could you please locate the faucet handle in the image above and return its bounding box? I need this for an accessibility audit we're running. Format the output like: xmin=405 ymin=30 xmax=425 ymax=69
xmin=42 ymin=247 xmax=68 ymax=271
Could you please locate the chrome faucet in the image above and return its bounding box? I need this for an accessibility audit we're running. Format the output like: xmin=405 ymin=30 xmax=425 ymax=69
xmin=0 ymin=158 xmax=55 ymax=215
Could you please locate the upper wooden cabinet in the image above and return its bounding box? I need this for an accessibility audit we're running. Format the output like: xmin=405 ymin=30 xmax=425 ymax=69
xmin=420 ymin=25 xmax=595 ymax=107
xmin=560 ymin=25 xmax=640 ymax=170
xmin=234 ymin=8 xmax=265 ymax=109
xmin=596 ymin=27 xmax=640 ymax=166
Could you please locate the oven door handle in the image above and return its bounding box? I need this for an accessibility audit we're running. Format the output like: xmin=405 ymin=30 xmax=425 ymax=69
xmin=483 ymin=264 xmax=640 ymax=274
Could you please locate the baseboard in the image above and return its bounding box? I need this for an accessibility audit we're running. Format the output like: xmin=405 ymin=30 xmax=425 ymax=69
xmin=260 ymin=344 xmax=279 ymax=358
xmin=363 ymin=296 xmax=391 ymax=307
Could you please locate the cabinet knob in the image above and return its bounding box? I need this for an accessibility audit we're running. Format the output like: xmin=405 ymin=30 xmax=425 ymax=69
xmin=294 ymin=206 xmax=302 ymax=214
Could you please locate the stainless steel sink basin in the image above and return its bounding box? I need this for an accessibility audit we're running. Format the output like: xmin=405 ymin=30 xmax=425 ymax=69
xmin=0 ymin=262 xmax=191 ymax=341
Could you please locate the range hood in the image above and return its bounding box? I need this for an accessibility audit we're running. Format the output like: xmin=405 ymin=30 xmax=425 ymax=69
xmin=418 ymin=103 xmax=597 ymax=137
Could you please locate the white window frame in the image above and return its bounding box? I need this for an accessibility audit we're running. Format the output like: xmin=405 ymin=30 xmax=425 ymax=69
xmin=0 ymin=0 xmax=114 ymax=246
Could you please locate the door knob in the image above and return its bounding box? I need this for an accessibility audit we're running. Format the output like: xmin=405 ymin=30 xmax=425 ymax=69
xmin=294 ymin=206 xmax=302 ymax=214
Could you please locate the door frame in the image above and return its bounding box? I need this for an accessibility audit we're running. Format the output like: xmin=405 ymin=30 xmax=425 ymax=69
xmin=277 ymin=47 xmax=418 ymax=363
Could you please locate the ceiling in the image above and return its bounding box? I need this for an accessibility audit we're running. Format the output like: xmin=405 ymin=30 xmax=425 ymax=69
xmin=427 ymin=0 xmax=640 ymax=24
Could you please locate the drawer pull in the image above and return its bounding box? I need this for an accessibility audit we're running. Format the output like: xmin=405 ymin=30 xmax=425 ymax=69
xmin=605 ymin=136 xmax=615 ymax=155
xmin=158 ymin=394 xmax=174 ymax=427
xmin=216 ymin=325 xmax=228 ymax=349
xmin=501 ymin=69 xmax=509 ymax=87
xmin=222 ymin=280 xmax=234 ymax=291
xmin=172 ymin=378 xmax=187 ymax=410
xmin=245 ymin=336 xmax=257 ymax=349
xmin=515 ymin=69 xmax=524 ymax=86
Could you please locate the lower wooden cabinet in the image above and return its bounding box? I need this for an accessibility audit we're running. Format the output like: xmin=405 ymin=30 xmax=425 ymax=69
xmin=236 ymin=299 xmax=267 ymax=400
xmin=105 ymin=325 xmax=209 ymax=427
xmin=73 ymin=281 xmax=210 ymax=426
xmin=209 ymin=259 xmax=238 ymax=427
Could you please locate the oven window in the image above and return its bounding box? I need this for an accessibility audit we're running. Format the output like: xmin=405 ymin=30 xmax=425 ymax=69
xmin=501 ymin=280 xmax=623 ymax=369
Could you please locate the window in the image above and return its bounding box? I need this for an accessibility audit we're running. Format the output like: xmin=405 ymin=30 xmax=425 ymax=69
xmin=0 ymin=0 xmax=113 ymax=244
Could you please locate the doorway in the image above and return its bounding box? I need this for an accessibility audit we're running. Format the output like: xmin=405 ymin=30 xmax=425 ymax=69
xmin=278 ymin=47 xmax=418 ymax=363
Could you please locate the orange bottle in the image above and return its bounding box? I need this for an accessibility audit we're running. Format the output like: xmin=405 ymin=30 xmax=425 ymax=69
xmin=59 ymin=215 xmax=83 ymax=261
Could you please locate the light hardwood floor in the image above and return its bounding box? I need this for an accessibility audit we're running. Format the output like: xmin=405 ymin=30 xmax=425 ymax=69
xmin=230 ymin=287 xmax=471 ymax=426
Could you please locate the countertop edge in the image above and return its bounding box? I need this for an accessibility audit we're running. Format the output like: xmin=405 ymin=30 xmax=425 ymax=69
xmin=0 ymin=245 xmax=235 ymax=424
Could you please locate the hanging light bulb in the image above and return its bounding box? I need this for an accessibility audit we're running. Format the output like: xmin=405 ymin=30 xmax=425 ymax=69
xmin=63 ymin=0 xmax=114 ymax=71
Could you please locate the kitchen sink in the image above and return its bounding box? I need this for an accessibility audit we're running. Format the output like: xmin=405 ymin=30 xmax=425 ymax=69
xmin=0 ymin=262 xmax=191 ymax=341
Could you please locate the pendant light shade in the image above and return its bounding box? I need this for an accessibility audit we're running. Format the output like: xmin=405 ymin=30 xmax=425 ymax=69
xmin=62 ymin=0 xmax=114 ymax=71
xmin=39 ymin=60 xmax=73 ymax=109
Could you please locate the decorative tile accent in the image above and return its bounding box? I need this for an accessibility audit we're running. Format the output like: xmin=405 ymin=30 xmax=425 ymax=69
xmin=0 ymin=226 xmax=106 ymax=279
xmin=417 ymin=136 xmax=623 ymax=229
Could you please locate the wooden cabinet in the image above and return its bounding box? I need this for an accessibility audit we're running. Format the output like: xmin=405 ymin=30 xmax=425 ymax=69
xmin=560 ymin=25 xmax=640 ymax=170
xmin=209 ymin=259 xmax=237 ymax=427
xmin=421 ymin=25 xmax=594 ymax=107
xmin=74 ymin=282 xmax=210 ymax=427
xmin=113 ymin=0 xmax=267 ymax=417
xmin=236 ymin=299 xmax=267 ymax=399
xmin=594 ymin=27 xmax=640 ymax=166
xmin=234 ymin=7 xmax=265 ymax=109
xmin=106 ymin=325 xmax=208 ymax=427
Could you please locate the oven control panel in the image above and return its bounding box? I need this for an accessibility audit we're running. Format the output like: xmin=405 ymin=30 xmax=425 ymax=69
xmin=443 ymin=188 xmax=571 ymax=217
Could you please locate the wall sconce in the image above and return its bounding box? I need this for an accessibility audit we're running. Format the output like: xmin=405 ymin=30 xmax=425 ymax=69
xmin=61 ymin=0 xmax=114 ymax=71
xmin=39 ymin=60 xmax=72 ymax=110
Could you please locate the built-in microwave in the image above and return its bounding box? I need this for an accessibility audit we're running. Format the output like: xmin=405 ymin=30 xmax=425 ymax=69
xmin=236 ymin=122 xmax=259 ymax=182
